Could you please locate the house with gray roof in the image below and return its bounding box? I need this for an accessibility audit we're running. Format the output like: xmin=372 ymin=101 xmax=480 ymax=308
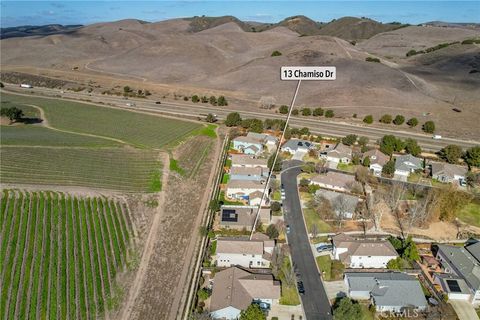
xmin=280 ymin=139 xmax=313 ymax=154
xmin=215 ymin=237 xmax=275 ymax=268
xmin=344 ymin=272 xmax=427 ymax=313
xmin=431 ymin=162 xmax=467 ymax=185
xmin=310 ymin=172 xmax=356 ymax=193
xmin=315 ymin=190 xmax=360 ymax=219
xmin=325 ymin=143 xmax=353 ymax=165
xmin=436 ymin=244 xmax=480 ymax=305
xmin=246 ymin=132 xmax=278 ymax=152
xmin=394 ymin=154 xmax=423 ymax=181
xmin=210 ymin=267 xmax=281 ymax=320
xmin=230 ymin=166 xmax=267 ymax=182
xmin=433 ymin=273 xmax=472 ymax=301
xmin=362 ymin=149 xmax=389 ymax=176
xmin=232 ymin=136 xmax=264 ymax=155
xmin=219 ymin=205 xmax=270 ymax=231
xmin=231 ymin=154 xmax=268 ymax=169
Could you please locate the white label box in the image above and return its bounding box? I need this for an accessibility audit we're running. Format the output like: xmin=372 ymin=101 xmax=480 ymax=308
xmin=281 ymin=66 xmax=336 ymax=80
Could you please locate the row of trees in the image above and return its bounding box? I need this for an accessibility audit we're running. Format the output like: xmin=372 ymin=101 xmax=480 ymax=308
xmin=191 ymin=95 xmax=228 ymax=106
xmin=363 ymin=114 xmax=435 ymax=133
xmin=438 ymin=145 xmax=480 ymax=167
xmin=279 ymin=105 xmax=335 ymax=118
xmin=122 ymin=86 xmax=151 ymax=97
xmin=379 ymin=135 xmax=422 ymax=156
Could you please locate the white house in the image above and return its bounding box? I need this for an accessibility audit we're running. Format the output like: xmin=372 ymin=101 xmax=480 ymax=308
xmin=324 ymin=143 xmax=352 ymax=164
xmin=332 ymin=233 xmax=398 ymax=268
xmin=210 ymin=267 xmax=281 ymax=320
xmin=246 ymin=132 xmax=278 ymax=152
xmin=215 ymin=238 xmax=274 ymax=268
xmin=362 ymin=149 xmax=389 ymax=176
xmin=232 ymin=136 xmax=264 ymax=155
xmin=231 ymin=154 xmax=268 ymax=169
xmin=345 ymin=272 xmax=428 ymax=313
xmin=230 ymin=166 xmax=266 ymax=182
xmin=394 ymin=154 xmax=422 ymax=181
xmin=280 ymin=139 xmax=313 ymax=154
xmin=310 ymin=172 xmax=356 ymax=193
xmin=248 ymin=190 xmax=267 ymax=206
xmin=226 ymin=180 xmax=264 ymax=200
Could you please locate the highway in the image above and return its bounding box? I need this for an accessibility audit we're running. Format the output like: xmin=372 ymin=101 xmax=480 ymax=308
xmin=2 ymin=84 xmax=479 ymax=152
xmin=282 ymin=160 xmax=332 ymax=320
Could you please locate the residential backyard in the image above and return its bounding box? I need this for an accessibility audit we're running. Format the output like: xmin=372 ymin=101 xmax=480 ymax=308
xmin=458 ymin=201 xmax=480 ymax=227
xmin=303 ymin=208 xmax=332 ymax=234
xmin=315 ymin=255 xmax=344 ymax=281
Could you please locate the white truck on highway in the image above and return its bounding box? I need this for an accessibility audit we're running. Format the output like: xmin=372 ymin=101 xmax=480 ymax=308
xmin=432 ymin=135 xmax=442 ymax=140
xmin=20 ymin=84 xmax=33 ymax=88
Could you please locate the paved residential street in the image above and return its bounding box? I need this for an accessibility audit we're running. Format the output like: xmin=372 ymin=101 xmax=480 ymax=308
xmin=449 ymin=300 xmax=480 ymax=320
xmin=282 ymin=160 xmax=333 ymax=320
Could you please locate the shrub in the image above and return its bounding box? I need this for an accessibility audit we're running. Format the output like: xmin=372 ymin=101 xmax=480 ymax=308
xmin=279 ymin=105 xmax=289 ymax=114
xmin=301 ymin=108 xmax=312 ymax=116
xmin=183 ymin=96 xmax=189 ymax=101
xmin=423 ymin=121 xmax=435 ymax=133
xmin=266 ymin=224 xmax=279 ymax=239
xmin=404 ymin=138 xmax=422 ymax=156
xmin=382 ymin=160 xmax=395 ymax=176
xmin=366 ymin=57 xmax=380 ymax=63
xmin=313 ymin=107 xmax=324 ymax=116
xmin=271 ymin=50 xmax=282 ymax=57
xmin=438 ymin=145 xmax=463 ymax=164
xmin=379 ymin=114 xmax=392 ymax=124
xmin=225 ymin=112 xmax=242 ymax=127
xmin=197 ymin=288 xmax=211 ymax=301
xmin=342 ymin=134 xmax=357 ymax=146
xmin=393 ymin=115 xmax=405 ymax=125
xmin=325 ymin=110 xmax=334 ymax=118
xmin=407 ymin=117 xmax=418 ymax=127
xmin=292 ymin=109 xmax=299 ymax=116
xmin=363 ymin=115 xmax=373 ymax=124
xmin=217 ymin=96 xmax=228 ymax=106
xmin=209 ymin=96 xmax=217 ymax=105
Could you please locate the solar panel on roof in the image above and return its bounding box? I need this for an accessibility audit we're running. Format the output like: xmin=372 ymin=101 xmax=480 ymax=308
xmin=222 ymin=210 xmax=238 ymax=222
xmin=446 ymin=279 xmax=461 ymax=293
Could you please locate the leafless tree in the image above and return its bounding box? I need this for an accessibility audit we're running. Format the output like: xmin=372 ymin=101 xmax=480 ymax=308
xmin=311 ymin=223 xmax=319 ymax=239
xmin=271 ymin=246 xmax=284 ymax=278
xmin=275 ymin=219 xmax=285 ymax=235
xmin=332 ymin=194 xmax=350 ymax=228
xmin=381 ymin=182 xmax=407 ymax=238
xmin=282 ymin=262 xmax=296 ymax=286
xmin=308 ymin=194 xmax=334 ymax=220
xmin=259 ymin=96 xmax=276 ymax=109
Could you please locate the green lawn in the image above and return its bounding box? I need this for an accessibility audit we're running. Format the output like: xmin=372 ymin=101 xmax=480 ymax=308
xmin=272 ymin=190 xmax=281 ymax=201
xmin=169 ymin=157 xmax=186 ymax=176
xmin=458 ymin=202 xmax=480 ymax=227
xmin=316 ymin=255 xmax=344 ymax=281
xmin=303 ymin=208 xmax=332 ymax=234
xmin=336 ymin=162 xmax=355 ymax=172
xmin=279 ymin=258 xmax=300 ymax=306
xmin=1 ymin=93 xmax=201 ymax=149
xmin=0 ymin=147 xmax=162 ymax=192
xmin=218 ymin=191 xmax=244 ymax=205
xmin=1 ymin=125 xmax=120 ymax=147
xmin=222 ymin=174 xmax=230 ymax=184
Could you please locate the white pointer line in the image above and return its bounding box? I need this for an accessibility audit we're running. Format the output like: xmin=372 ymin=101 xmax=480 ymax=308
xmin=250 ymin=80 xmax=302 ymax=239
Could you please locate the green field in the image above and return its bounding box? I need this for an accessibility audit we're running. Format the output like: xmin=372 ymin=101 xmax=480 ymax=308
xmin=0 ymin=190 xmax=133 ymax=320
xmin=1 ymin=93 xmax=201 ymax=149
xmin=1 ymin=126 xmax=121 ymax=147
xmin=1 ymin=147 xmax=162 ymax=192
xmin=458 ymin=201 xmax=480 ymax=227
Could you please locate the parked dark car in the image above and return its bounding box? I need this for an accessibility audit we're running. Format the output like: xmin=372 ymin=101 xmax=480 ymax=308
xmin=155 ymin=101 xmax=161 ymax=104
xmin=297 ymin=281 xmax=305 ymax=295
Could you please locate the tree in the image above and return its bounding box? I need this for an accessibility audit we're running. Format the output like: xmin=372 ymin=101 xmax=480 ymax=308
xmin=379 ymin=114 xmax=393 ymax=124
xmin=209 ymin=199 xmax=220 ymax=212
xmin=225 ymin=112 xmax=242 ymax=127
xmin=270 ymin=246 xmax=284 ymax=278
xmin=301 ymin=108 xmax=312 ymax=116
xmin=239 ymin=304 xmax=266 ymax=320
xmin=209 ymin=96 xmax=217 ymax=105
xmin=201 ymin=96 xmax=208 ymax=103
xmin=123 ymin=86 xmax=131 ymax=93
xmin=246 ymin=119 xmax=264 ymax=133
xmin=217 ymin=96 xmax=228 ymax=106
xmin=332 ymin=194 xmax=350 ymax=227
xmin=197 ymin=288 xmax=211 ymax=301
xmin=333 ymin=298 xmax=365 ymax=320
xmin=362 ymin=156 xmax=370 ymax=167
xmin=423 ymin=121 xmax=435 ymax=133
xmin=0 ymin=82 xmax=4 ymax=88
xmin=0 ymin=107 xmax=24 ymax=123
xmin=407 ymin=117 xmax=418 ymax=127
xmin=313 ymin=107 xmax=324 ymax=116
xmin=352 ymin=154 xmax=360 ymax=165
xmin=279 ymin=105 xmax=289 ymax=114
xmin=382 ymin=160 xmax=395 ymax=176
xmin=299 ymin=127 xmax=310 ymax=136
xmin=379 ymin=135 xmax=403 ymax=155
xmin=342 ymin=135 xmax=357 ymax=146
xmin=191 ymin=95 xmax=199 ymax=103
xmin=271 ymin=201 xmax=281 ymax=212
xmin=325 ymin=110 xmax=334 ymax=118
xmin=393 ymin=115 xmax=405 ymax=125
xmin=205 ymin=113 xmax=216 ymax=123
xmin=358 ymin=136 xmax=369 ymax=147
xmin=363 ymin=115 xmax=373 ymax=124
xmin=268 ymin=153 xmax=283 ymax=171
xmin=404 ymin=138 xmax=422 ymax=156
xmin=266 ymin=224 xmax=279 ymax=239
xmin=464 ymin=146 xmax=480 ymax=167
xmin=291 ymin=109 xmax=299 ymax=116
xmin=438 ymin=145 xmax=463 ymax=164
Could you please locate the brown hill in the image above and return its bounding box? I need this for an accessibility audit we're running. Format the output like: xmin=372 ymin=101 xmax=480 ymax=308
xmin=318 ymin=17 xmax=405 ymax=40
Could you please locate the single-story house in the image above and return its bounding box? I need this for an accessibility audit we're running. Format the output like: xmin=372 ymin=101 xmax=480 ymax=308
xmin=433 ymin=273 xmax=472 ymax=301
xmin=362 ymin=149 xmax=389 ymax=176
xmin=394 ymin=154 xmax=423 ymax=181
xmin=247 ymin=132 xmax=278 ymax=152
xmin=324 ymin=143 xmax=352 ymax=164
xmin=332 ymin=233 xmax=398 ymax=268
xmin=248 ymin=190 xmax=267 ymax=206
xmin=344 ymin=272 xmax=427 ymax=313
xmin=231 ymin=154 xmax=268 ymax=169
xmin=219 ymin=205 xmax=270 ymax=231
xmin=226 ymin=180 xmax=264 ymax=200
xmin=230 ymin=167 xmax=266 ymax=182
xmin=431 ymin=162 xmax=468 ymax=185
xmin=315 ymin=190 xmax=360 ymax=219
xmin=209 ymin=267 xmax=281 ymax=320
xmin=435 ymin=244 xmax=480 ymax=305
xmin=232 ymin=136 xmax=264 ymax=155
xmin=215 ymin=237 xmax=275 ymax=268
xmin=280 ymin=139 xmax=313 ymax=154
xmin=310 ymin=172 xmax=356 ymax=193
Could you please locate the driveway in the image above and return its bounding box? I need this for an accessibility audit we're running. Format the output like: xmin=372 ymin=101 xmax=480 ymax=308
xmin=282 ymin=160 xmax=332 ymax=320
xmin=449 ymin=300 xmax=479 ymax=320
xmin=293 ymin=150 xmax=307 ymax=160
xmin=323 ymin=281 xmax=348 ymax=301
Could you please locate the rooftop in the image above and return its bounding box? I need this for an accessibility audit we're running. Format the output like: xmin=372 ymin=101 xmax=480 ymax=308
xmin=327 ymin=143 xmax=352 ymax=159
xmin=332 ymin=233 xmax=398 ymax=261
xmin=310 ymin=172 xmax=356 ymax=190
xmin=230 ymin=166 xmax=264 ymax=176
xmin=395 ymin=154 xmax=422 ymax=171
xmin=231 ymin=154 xmax=268 ymax=167
xmin=431 ymin=162 xmax=467 ymax=178
xmin=362 ymin=149 xmax=389 ymax=166
xmin=437 ymin=244 xmax=480 ymax=290
xmin=281 ymin=139 xmax=313 ymax=151
xmin=226 ymin=179 xmax=264 ymax=189
xmin=216 ymin=237 xmax=274 ymax=255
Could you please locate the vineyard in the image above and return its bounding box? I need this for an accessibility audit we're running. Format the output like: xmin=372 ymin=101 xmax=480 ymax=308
xmin=0 ymin=189 xmax=134 ymax=320
xmin=0 ymin=147 xmax=162 ymax=192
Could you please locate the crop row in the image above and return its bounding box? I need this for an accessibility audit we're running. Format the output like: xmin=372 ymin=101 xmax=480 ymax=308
xmin=0 ymin=190 xmax=133 ymax=320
